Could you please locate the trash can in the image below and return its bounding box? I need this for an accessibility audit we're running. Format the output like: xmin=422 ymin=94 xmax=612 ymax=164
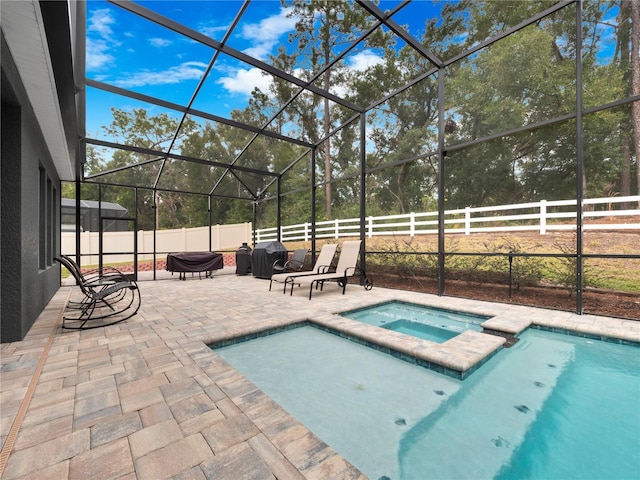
xmin=251 ymin=241 xmax=288 ymax=279
xmin=235 ymin=243 xmax=252 ymax=275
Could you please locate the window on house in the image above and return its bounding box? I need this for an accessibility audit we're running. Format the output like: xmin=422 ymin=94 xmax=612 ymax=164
xmin=39 ymin=166 xmax=56 ymax=269
xmin=39 ymin=166 xmax=46 ymax=269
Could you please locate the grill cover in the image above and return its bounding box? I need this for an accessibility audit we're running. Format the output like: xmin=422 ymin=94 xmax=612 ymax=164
xmin=235 ymin=243 xmax=252 ymax=275
xmin=166 ymin=252 xmax=224 ymax=273
xmin=251 ymin=241 xmax=288 ymax=279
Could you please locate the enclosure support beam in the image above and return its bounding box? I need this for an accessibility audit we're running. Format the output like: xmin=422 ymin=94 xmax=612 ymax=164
xmin=86 ymin=80 xmax=312 ymax=149
xmin=75 ymin=0 xmax=86 ymax=171
xmin=208 ymin=195 xmax=212 ymax=253
xmin=134 ymin=188 xmax=140 ymax=281
xmin=86 ymin=138 xmax=276 ymax=178
xmin=153 ymin=190 xmax=157 ymax=276
xmin=575 ymin=0 xmax=584 ymax=314
xmin=437 ymin=69 xmax=446 ymax=296
xmin=252 ymin=202 xmax=257 ymax=247
xmin=311 ymin=147 xmax=317 ymax=261
xmin=74 ymin=178 xmax=81 ymax=267
xmin=276 ymin=176 xmax=282 ymax=243
xmin=109 ymin=1 xmax=362 ymax=113
xmin=357 ymin=0 xmax=443 ymax=68
xmin=359 ymin=113 xmax=367 ymax=284
xmin=98 ymin=185 xmax=103 ymax=273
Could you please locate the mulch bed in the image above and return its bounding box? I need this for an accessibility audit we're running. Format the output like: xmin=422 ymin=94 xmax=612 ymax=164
xmin=96 ymin=258 xmax=639 ymax=321
xmin=371 ymin=273 xmax=640 ymax=321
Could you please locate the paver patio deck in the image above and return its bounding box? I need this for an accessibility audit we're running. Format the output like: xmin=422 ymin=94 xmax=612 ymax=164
xmin=1 ymin=268 xmax=638 ymax=479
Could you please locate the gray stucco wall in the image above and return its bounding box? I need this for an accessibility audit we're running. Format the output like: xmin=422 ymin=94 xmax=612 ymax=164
xmin=1 ymin=36 xmax=61 ymax=342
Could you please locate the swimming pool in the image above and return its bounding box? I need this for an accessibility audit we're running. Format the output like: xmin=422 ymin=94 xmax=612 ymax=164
xmin=341 ymin=301 xmax=488 ymax=343
xmin=214 ymin=325 xmax=640 ymax=479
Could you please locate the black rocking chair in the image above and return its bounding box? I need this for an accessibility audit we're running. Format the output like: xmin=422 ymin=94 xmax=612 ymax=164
xmin=56 ymin=256 xmax=141 ymax=330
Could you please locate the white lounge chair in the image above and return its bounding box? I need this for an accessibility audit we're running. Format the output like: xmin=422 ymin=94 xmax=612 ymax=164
xmin=269 ymin=243 xmax=338 ymax=293
xmin=294 ymin=240 xmax=362 ymax=299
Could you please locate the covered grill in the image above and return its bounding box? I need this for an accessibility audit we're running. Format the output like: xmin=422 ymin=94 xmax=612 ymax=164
xmin=235 ymin=243 xmax=252 ymax=276
xmin=251 ymin=241 xmax=288 ymax=279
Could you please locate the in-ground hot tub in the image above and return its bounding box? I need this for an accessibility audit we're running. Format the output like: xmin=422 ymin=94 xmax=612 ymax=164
xmin=341 ymin=300 xmax=489 ymax=343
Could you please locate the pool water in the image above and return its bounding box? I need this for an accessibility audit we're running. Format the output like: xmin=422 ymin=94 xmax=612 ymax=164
xmin=341 ymin=301 xmax=488 ymax=342
xmin=214 ymin=325 xmax=640 ymax=480
xmin=381 ymin=319 xmax=459 ymax=342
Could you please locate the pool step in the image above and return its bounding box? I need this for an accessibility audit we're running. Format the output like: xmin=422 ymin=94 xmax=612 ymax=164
xmin=482 ymin=328 xmax=520 ymax=347
xmin=398 ymin=334 xmax=574 ymax=479
xmin=481 ymin=315 xmax=532 ymax=335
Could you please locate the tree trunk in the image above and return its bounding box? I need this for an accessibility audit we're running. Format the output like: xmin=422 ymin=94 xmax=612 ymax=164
xmin=618 ymin=2 xmax=632 ymax=208
xmin=322 ymin=1 xmax=332 ymax=218
xmin=630 ymin=0 xmax=640 ymax=206
xmin=323 ymin=72 xmax=331 ymax=217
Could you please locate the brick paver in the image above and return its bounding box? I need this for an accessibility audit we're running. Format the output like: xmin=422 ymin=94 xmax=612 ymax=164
xmin=1 ymin=267 xmax=638 ymax=479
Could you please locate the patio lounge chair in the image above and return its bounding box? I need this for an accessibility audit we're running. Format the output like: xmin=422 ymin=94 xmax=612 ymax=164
xmin=269 ymin=243 xmax=338 ymax=293
xmin=294 ymin=240 xmax=365 ymax=299
xmin=272 ymin=248 xmax=308 ymax=276
xmin=55 ymin=256 xmax=141 ymax=330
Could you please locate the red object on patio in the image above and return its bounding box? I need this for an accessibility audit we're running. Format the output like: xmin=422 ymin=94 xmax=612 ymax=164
xmin=166 ymin=252 xmax=224 ymax=280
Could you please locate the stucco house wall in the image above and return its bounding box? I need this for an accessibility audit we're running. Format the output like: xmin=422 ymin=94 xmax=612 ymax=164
xmin=1 ymin=1 xmax=78 ymax=342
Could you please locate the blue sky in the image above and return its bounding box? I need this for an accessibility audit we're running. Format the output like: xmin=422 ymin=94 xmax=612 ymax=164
xmin=84 ymin=1 xmax=618 ymax=141
xmin=86 ymin=1 xmax=295 ymax=135
xmin=85 ymin=0 xmax=422 ymax=139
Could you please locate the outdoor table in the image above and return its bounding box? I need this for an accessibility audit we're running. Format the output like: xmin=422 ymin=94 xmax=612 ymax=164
xmin=166 ymin=251 xmax=224 ymax=280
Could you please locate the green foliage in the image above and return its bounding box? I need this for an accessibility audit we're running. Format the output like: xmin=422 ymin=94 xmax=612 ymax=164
xmin=80 ymin=1 xmax=636 ymax=232
xmin=368 ymin=237 xmax=439 ymax=288
xmin=371 ymin=236 xmax=553 ymax=291
xmin=543 ymin=236 xmax=597 ymax=296
xmin=481 ymin=239 xmax=544 ymax=290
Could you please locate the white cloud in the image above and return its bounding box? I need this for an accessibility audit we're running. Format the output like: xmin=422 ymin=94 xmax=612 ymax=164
xmin=347 ymin=50 xmax=384 ymax=71
xmin=149 ymin=37 xmax=172 ymax=48
xmin=240 ymin=7 xmax=297 ymax=60
xmin=217 ymin=67 xmax=272 ymax=96
xmin=199 ymin=24 xmax=230 ymax=39
xmin=87 ymin=8 xmax=116 ymax=39
xmin=86 ymin=8 xmax=119 ymax=71
xmin=113 ymin=61 xmax=209 ymax=88
xmin=86 ymin=38 xmax=115 ymax=70
xmin=213 ymin=7 xmax=295 ymax=96
xmin=324 ymin=50 xmax=384 ymax=98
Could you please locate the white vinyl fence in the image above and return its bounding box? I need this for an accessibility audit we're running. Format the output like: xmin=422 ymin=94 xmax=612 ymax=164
xmin=255 ymin=196 xmax=640 ymax=242
xmin=62 ymin=222 xmax=252 ymax=265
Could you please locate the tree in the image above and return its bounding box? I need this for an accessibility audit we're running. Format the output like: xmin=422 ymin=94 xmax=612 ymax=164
xmin=280 ymin=0 xmax=384 ymax=218
xmin=617 ymin=1 xmax=633 ymax=204
xmin=85 ymin=108 xmax=198 ymax=230
xmin=80 ymin=1 xmax=636 ymax=231
xmin=439 ymin=1 xmax=637 ymax=205
xmin=631 ymin=0 xmax=640 ymax=206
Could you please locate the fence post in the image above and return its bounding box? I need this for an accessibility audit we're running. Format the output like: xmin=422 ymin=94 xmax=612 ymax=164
xmin=368 ymin=216 xmax=373 ymax=238
xmin=304 ymin=222 xmax=309 ymax=242
xmin=410 ymin=212 xmax=415 ymax=237
xmin=540 ymin=200 xmax=547 ymax=235
xmin=335 ymin=219 xmax=340 ymax=239
xmin=465 ymin=207 xmax=471 ymax=235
